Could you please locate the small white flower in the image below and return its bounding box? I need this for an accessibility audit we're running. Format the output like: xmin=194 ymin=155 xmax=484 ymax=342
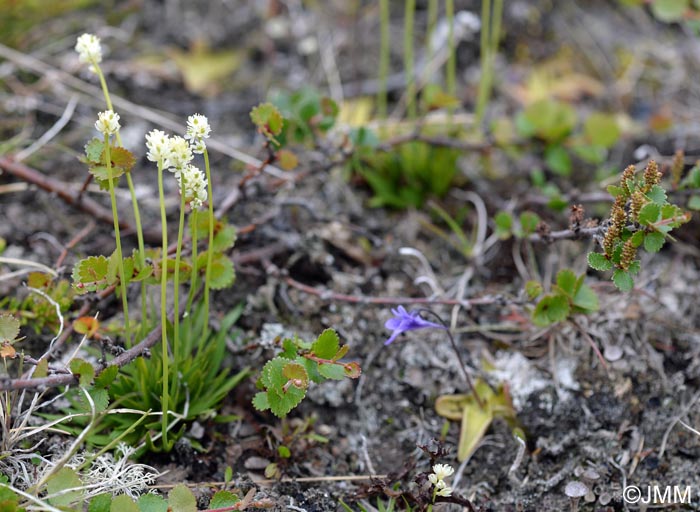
xmin=145 ymin=129 xmax=171 ymax=166
xmin=432 ymin=464 xmax=454 ymax=481
xmin=185 ymin=114 xmax=211 ymax=141
xmin=167 ymin=135 xmax=193 ymax=172
xmin=434 ymin=481 xmax=452 ymax=497
xmin=95 ymin=110 xmax=120 ymax=136
xmin=190 ymin=138 xmax=207 ymax=155
xmin=177 ymin=164 xmax=208 ymax=209
xmin=75 ymin=33 xmax=102 ymax=71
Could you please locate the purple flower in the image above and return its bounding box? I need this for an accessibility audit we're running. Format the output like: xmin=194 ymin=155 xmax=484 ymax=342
xmin=384 ymin=306 xmax=446 ymax=345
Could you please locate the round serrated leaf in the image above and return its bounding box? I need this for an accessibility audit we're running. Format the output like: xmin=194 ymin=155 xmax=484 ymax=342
xmin=644 ymin=231 xmax=665 ymax=253
xmin=613 ymin=269 xmax=634 ymax=292
xmin=282 ymin=362 xmax=309 ymax=389
xmin=584 ymin=112 xmax=620 ymax=148
xmin=651 ymin=0 xmax=689 ymax=22
xmin=168 ymin=484 xmax=197 ymax=512
xmin=587 ymin=252 xmax=612 ymax=271
xmin=638 ymin=203 xmax=661 ymax=225
xmin=311 ymin=329 xmax=340 ymax=359
xmin=0 ymin=314 xmax=20 ymax=343
xmin=532 ymin=294 xmax=570 ymax=326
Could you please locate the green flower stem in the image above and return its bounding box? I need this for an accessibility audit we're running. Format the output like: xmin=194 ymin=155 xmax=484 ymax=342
xmin=157 ymin=160 xmax=170 ymax=449
xmin=103 ymin=135 xmax=131 ymax=347
xmin=187 ymin=209 xmax=199 ymax=314
xmin=446 ymin=0 xmax=456 ymax=101
xmin=173 ymin=188 xmax=187 ymax=366
xmin=475 ymin=0 xmax=503 ymax=126
xmin=404 ymin=0 xmax=416 ymax=119
xmin=93 ymin=61 xmax=148 ymax=340
xmin=187 ymin=209 xmax=199 ymax=346
xmin=203 ymin=148 xmax=214 ymax=335
xmin=378 ymin=0 xmax=390 ymax=120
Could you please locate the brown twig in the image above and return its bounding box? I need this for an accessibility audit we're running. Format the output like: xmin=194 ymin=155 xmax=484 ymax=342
xmin=283 ymin=276 xmax=515 ymax=308
xmin=0 ymin=156 xmax=161 ymax=245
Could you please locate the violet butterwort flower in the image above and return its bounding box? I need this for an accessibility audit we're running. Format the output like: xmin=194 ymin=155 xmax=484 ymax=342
xmin=384 ymin=306 xmax=446 ymax=345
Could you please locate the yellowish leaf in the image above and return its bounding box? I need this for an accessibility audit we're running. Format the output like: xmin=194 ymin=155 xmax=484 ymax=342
xmin=0 ymin=342 xmax=15 ymax=359
xmin=169 ymin=40 xmax=243 ymax=97
xmin=338 ymin=97 xmax=374 ymax=126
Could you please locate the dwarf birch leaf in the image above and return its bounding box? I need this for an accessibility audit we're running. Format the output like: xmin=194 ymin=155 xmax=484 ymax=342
xmin=110 ymin=494 xmax=138 ymax=512
xmin=644 ymin=231 xmax=666 ymax=253
xmin=277 ymin=149 xmax=298 ymax=171
xmin=250 ymin=103 xmax=284 ymax=138
xmin=72 ymin=256 xmax=110 ymax=293
xmin=572 ymin=283 xmax=599 ymax=312
xmin=532 ymin=294 xmax=570 ymax=326
xmin=137 ymin=493 xmax=168 ymax=512
xmin=109 ymin=146 xmax=136 ymax=173
xmin=613 ymin=269 xmax=634 ymax=292
xmin=34 ymin=358 xmax=48 ymax=378
xmin=584 ymin=112 xmax=620 ymax=148
xmin=282 ymin=362 xmax=309 ymax=389
xmin=95 ymin=365 xmax=119 ymax=389
xmin=587 ymin=252 xmax=612 ymax=271
xmin=70 ymin=358 xmax=95 ymax=386
xmin=209 ymin=491 xmax=240 ymax=509
xmin=47 ymin=467 xmax=83 ymax=506
xmin=252 ymin=392 xmax=270 ymax=412
xmin=312 ymin=329 xmax=340 ymax=359
xmin=168 ymin=484 xmax=197 ymax=512
xmin=318 ymin=363 xmax=346 ymax=380
xmin=555 ymin=269 xmax=577 ymax=297
xmin=85 ymin=137 xmax=104 ymax=163
xmin=647 ymin=185 xmax=667 ymax=204
xmin=343 ymin=361 xmax=362 ymax=378
xmin=638 ymin=203 xmax=661 ymax=225
xmin=0 ymin=314 xmax=20 ymax=343
xmin=73 ymin=317 xmax=100 ymax=338
xmin=88 ymin=493 xmax=112 ymax=512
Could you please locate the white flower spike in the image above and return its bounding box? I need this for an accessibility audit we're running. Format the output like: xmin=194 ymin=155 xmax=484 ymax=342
xmin=177 ymin=164 xmax=208 ymax=209
xmin=75 ymin=33 xmax=102 ymax=72
xmin=185 ymin=114 xmax=211 ymax=141
xmin=95 ymin=110 xmax=120 ymax=136
xmin=432 ymin=464 xmax=455 ymax=481
xmin=145 ymin=130 xmax=171 ymax=166
xmin=167 ymin=135 xmax=193 ymax=172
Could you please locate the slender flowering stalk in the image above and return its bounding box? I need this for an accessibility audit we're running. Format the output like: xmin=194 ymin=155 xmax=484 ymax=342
xmin=77 ymin=34 xmax=148 ymax=341
xmin=147 ymin=129 xmax=172 ymax=449
xmin=384 ymin=307 xmax=483 ymax=408
xmin=183 ymin=114 xmax=213 ymax=335
xmin=95 ymin=111 xmax=131 ymax=346
xmin=428 ymin=463 xmax=454 ymax=509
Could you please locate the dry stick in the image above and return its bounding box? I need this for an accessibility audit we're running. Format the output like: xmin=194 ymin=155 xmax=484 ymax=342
xmin=0 ymin=156 xmax=162 ymax=245
xmin=0 ymin=42 xmax=285 ymax=178
xmin=283 ymin=276 xmax=516 ymax=308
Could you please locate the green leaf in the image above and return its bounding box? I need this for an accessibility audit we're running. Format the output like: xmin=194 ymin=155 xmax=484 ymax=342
xmin=168 ymin=484 xmax=197 ymax=512
xmin=651 ymin=0 xmax=689 ymax=22
xmin=519 ymin=211 xmax=540 ymax=235
xmin=250 ymin=102 xmax=284 ymax=139
xmin=311 ymin=329 xmax=340 ymax=359
xmin=47 ymin=467 xmax=83 ymax=507
xmin=584 ymin=112 xmax=620 ymax=148
xmin=647 ymin=185 xmax=667 ymax=204
xmin=70 ymin=358 xmax=95 ymax=387
xmin=494 ymin=211 xmax=513 ymax=239
xmin=544 ymin=145 xmax=572 ymax=176
xmin=94 ymin=365 xmax=119 ymax=389
xmin=110 ymin=494 xmax=139 ymax=512
xmin=572 ymin=282 xmax=599 ymax=312
xmin=318 ymin=363 xmax=346 ymax=380
xmin=638 ymin=203 xmax=661 ymax=225
xmin=555 ymin=269 xmax=577 ymax=297
xmin=587 ymin=252 xmax=613 ymax=271
xmin=252 ymin=391 xmax=270 ymax=412
xmin=606 ymin=185 xmax=623 ymax=198
xmin=613 ymin=269 xmax=634 ymax=292
xmin=629 ymin=230 xmax=645 ymax=248
xmin=518 ymin=98 xmax=577 ymax=142
xmin=532 ymin=294 xmax=570 ymax=326
xmin=85 ymin=137 xmax=105 ymax=163
xmin=137 ymin=493 xmax=168 ymax=512
xmin=687 ymin=195 xmax=700 ymax=210
xmin=278 ymin=445 xmax=291 ymax=458
xmin=209 ymin=491 xmax=240 ymax=509
xmin=525 ymin=280 xmax=543 ymax=299
xmin=644 ymin=231 xmax=666 ymax=253
xmin=89 ymin=493 xmax=112 ymax=512
xmin=72 ymin=256 xmax=111 ymax=294
xmin=260 ymin=358 xmax=307 ymax=417
xmin=0 ymin=314 xmax=20 ymax=343
xmin=282 ymin=362 xmax=309 ymax=390
xmin=198 ymin=252 xmax=235 ymax=290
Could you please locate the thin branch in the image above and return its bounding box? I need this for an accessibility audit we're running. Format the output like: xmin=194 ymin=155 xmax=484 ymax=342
xmin=0 ymin=156 xmax=161 ymax=245
xmin=283 ymin=276 xmax=516 ymax=308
